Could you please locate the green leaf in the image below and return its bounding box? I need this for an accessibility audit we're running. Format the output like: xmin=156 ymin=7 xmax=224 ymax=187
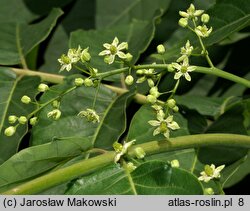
xmin=93 ymin=89 xmax=136 ymax=149
xmin=198 ymin=102 xmax=248 ymax=165
xmin=70 ymin=11 xmax=163 ymax=80
xmin=0 ymin=0 xmax=38 ymax=23
xmin=0 ymin=138 xmax=91 ymax=192
xmin=95 ymin=0 xmax=171 ymax=28
xmin=222 ymin=150 xmax=250 ymax=188
xmin=66 ymin=161 xmax=203 ymax=194
xmin=0 ymin=8 xmax=63 ymax=65
xmin=0 ymin=68 xmax=40 ymax=164
xmin=127 ymin=105 xmax=189 ymax=144
xmin=175 ymin=95 xmax=226 ymax=117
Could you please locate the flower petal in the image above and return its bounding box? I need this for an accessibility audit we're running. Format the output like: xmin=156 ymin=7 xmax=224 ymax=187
xmin=184 ymin=73 xmax=191 ymax=81
xmin=174 ymin=72 xmax=183 ymax=80
xmin=163 ymin=130 xmax=170 ymax=139
xmin=153 ymin=128 xmax=161 ymax=136
xmin=103 ymin=43 xmax=111 ymax=49
xmin=148 ymin=120 xmax=160 ymax=127
xmin=172 ymin=62 xmax=181 ymax=70
xmin=117 ymin=42 xmax=128 ymax=50
xmin=99 ymin=50 xmax=110 ymax=56
xmin=168 ymin=121 xmax=180 ymax=130
xmin=117 ymin=51 xmax=127 ymax=59
xmin=112 ymin=37 xmax=119 ymax=46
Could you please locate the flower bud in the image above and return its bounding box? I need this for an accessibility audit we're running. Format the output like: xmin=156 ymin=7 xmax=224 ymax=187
xmin=136 ymin=69 xmax=144 ymax=75
xmin=201 ymin=13 xmax=210 ymax=23
xmin=157 ymin=44 xmax=165 ymax=54
xmin=18 ymin=116 xmax=27 ymax=124
xmin=74 ymin=78 xmax=84 ymax=86
xmin=8 ymin=115 xmax=18 ymax=124
xmin=146 ymin=94 xmax=157 ymax=104
xmin=21 ymin=95 xmax=31 ymax=104
xmin=125 ymin=75 xmax=134 ymax=86
xmin=173 ymin=105 xmax=179 ymax=112
xmin=124 ymin=53 xmax=133 ymax=62
xmin=84 ymin=78 xmax=94 ymax=87
xmin=126 ymin=162 xmax=137 ymax=173
xmin=134 ymin=147 xmax=146 ymax=159
xmin=149 ymin=87 xmax=160 ymax=97
xmin=167 ymin=99 xmax=176 ymax=108
xmin=38 ymin=83 xmax=49 ymax=92
xmin=47 ymin=109 xmax=61 ymax=120
xmin=178 ymin=18 xmax=188 ymax=27
xmin=4 ymin=126 xmax=16 ymax=136
xmin=30 ymin=117 xmax=38 ymax=126
xmin=81 ymin=48 xmax=91 ymax=62
xmin=148 ymin=78 xmax=155 ymax=88
xmin=204 ymin=188 xmax=214 ymax=195
xmin=167 ymin=64 xmax=175 ymax=72
xmin=171 ymin=159 xmax=180 ymax=168
xmin=52 ymin=100 xmax=60 ymax=108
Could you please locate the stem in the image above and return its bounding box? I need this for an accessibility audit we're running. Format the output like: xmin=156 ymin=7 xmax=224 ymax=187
xmin=11 ymin=66 xmax=250 ymax=88
xmin=2 ymin=133 xmax=250 ymax=195
xmin=96 ymin=67 xmax=129 ymax=79
xmin=92 ymin=81 xmax=101 ymax=109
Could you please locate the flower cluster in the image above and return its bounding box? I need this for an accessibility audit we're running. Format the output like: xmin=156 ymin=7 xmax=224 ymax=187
xmin=113 ymin=140 xmax=136 ymax=163
xmin=136 ymin=66 xmax=160 ymax=88
xmin=179 ymin=4 xmax=212 ymax=38
xmin=58 ymin=46 xmax=91 ymax=72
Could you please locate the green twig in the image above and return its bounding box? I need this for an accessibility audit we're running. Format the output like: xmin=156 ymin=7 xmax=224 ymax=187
xmin=2 ymin=133 xmax=250 ymax=195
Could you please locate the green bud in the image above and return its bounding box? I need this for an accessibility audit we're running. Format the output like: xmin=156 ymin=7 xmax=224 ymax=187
xmin=126 ymin=162 xmax=137 ymax=173
xmin=38 ymin=83 xmax=49 ymax=92
xmin=113 ymin=142 xmax=123 ymax=153
xmin=178 ymin=18 xmax=188 ymax=27
xmin=29 ymin=117 xmax=38 ymax=126
xmin=47 ymin=109 xmax=61 ymax=120
xmin=147 ymin=79 xmax=155 ymax=88
xmin=84 ymin=78 xmax=94 ymax=87
xmin=167 ymin=64 xmax=175 ymax=72
xmin=146 ymin=94 xmax=157 ymax=104
xmin=124 ymin=53 xmax=133 ymax=62
xmin=81 ymin=48 xmax=91 ymax=62
xmin=4 ymin=126 xmax=16 ymax=136
xmin=134 ymin=147 xmax=146 ymax=159
xmin=8 ymin=115 xmax=18 ymax=124
xmin=18 ymin=116 xmax=27 ymax=124
xmin=149 ymin=87 xmax=160 ymax=97
xmin=136 ymin=69 xmax=145 ymax=75
xmin=157 ymin=44 xmax=165 ymax=54
xmin=74 ymin=78 xmax=84 ymax=86
xmin=52 ymin=100 xmax=60 ymax=108
xmin=201 ymin=13 xmax=210 ymax=23
xmin=204 ymin=188 xmax=214 ymax=195
xmin=167 ymin=99 xmax=176 ymax=108
xmin=173 ymin=105 xmax=179 ymax=113
xmin=125 ymin=75 xmax=134 ymax=86
xmin=171 ymin=159 xmax=180 ymax=168
xmin=21 ymin=95 xmax=31 ymax=104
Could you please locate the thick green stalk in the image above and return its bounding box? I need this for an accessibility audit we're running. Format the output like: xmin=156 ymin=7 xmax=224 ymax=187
xmin=2 ymin=134 xmax=250 ymax=195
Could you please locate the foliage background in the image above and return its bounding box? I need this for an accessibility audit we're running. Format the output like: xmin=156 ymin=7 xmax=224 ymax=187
xmin=0 ymin=0 xmax=249 ymax=194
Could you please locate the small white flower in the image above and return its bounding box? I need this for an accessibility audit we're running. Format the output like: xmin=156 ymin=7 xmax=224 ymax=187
xmin=195 ymin=25 xmax=213 ymax=38
xmin=114 ymin=139 xmax=136 ymax=163
xmin=179 ymin=4 xmax=204 ymax=19
xmin=78 ymin=108 xmax=100 ymax=123
xmin=99 ymin=37 xmax=128 ymax=64
xmin=198 ymin=164 xmax=225 ymax=183
xmin=148 ymin=110 xmax=180 ymax=139
xmin=172 ymin=58 xmax=196 ymax=81
xmin=47 ymin=109 xmax=61 ymax=120
xmin=177 ymin=40 xmax=194 ymax=62
xmin=58 ymin=46 xmax=82 ymax=72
